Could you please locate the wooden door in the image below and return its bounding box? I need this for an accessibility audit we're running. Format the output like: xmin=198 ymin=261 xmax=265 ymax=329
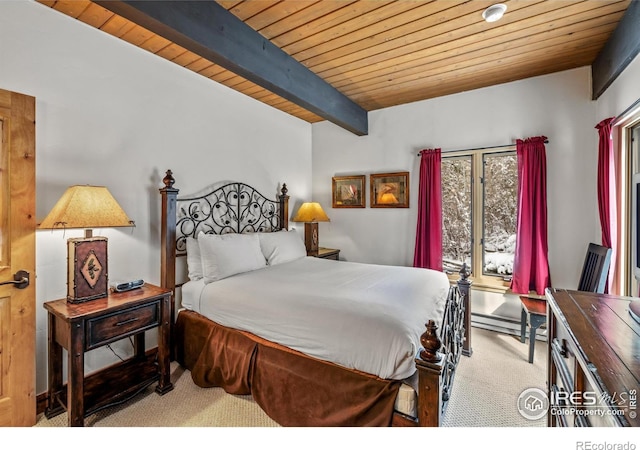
xmin=0 ymin=89 xmax=36 ymax=426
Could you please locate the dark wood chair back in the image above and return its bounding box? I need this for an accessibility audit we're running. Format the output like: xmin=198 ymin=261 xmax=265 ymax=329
xmin=577 ymin=243 xmax=612 ymax=293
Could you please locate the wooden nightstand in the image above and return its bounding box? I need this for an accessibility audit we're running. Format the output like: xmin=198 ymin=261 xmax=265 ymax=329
xmin=44 ymin=283 xmax=173 ymax=426
xmin=316 ymin=247 xmax=340 ymax=260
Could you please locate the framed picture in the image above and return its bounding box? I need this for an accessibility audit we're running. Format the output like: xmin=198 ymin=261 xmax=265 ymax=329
xmin=370 ymin=172 xmax=410 ymax=208
xmin=332 ymin=175 xmax=366 ymax=208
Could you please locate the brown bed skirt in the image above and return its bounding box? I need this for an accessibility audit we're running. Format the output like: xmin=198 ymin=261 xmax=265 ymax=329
xmin=175 ymin=309 xmax=402 ymax=426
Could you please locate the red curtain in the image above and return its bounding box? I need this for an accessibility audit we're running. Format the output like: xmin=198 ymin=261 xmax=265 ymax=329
xmin=413 ymin=148 xmax=442 ymax=271
xmin=596 ymin=118 xmax=615 ymax=248
xmin=595 ymin=117 xmax=616 ymax=293
xmin=511 ymin=136 xmax=551 ymax=295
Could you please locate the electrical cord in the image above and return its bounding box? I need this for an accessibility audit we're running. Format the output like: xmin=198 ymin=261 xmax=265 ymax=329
xmin=105 ymin=336 xmax=135 ymax=362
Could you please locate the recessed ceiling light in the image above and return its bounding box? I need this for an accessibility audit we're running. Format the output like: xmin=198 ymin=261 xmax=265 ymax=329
xmin=482 ymin=4 xmax=507 ymax=23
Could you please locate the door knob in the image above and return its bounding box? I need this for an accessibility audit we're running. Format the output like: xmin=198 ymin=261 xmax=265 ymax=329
xmin=0 ymin=270 xmax=30 ymax=289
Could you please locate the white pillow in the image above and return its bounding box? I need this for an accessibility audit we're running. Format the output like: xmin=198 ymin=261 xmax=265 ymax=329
xmin=198 ymin=233 xmax=267 ymax=283
xmin=186 ymin=237 xmax=203 ymax=281
xmin=258 ymin=230 xmax=307 ymax=265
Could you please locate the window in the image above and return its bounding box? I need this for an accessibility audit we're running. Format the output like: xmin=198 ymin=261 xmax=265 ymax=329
xmin=441 ymin=148 xmax=518 ymax=288
xmin=614 ymin=104 xmax=640 ymax=297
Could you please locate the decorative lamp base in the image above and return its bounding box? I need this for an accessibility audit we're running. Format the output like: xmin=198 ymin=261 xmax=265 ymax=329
xmin=67 ymin=236 xmax=108 ymax=303
xmin=304 ymin=222 xmax=319 ymax=256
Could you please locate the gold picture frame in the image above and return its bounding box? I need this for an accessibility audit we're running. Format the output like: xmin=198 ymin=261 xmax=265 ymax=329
xmin=332 ymin=175 xmax=366 ymax=208
xmin=370 ymin=172 xmax=410 ymax=208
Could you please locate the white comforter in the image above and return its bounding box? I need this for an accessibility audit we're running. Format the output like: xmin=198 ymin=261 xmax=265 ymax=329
xmin=181 ymin=257 xmax=450 ymax=380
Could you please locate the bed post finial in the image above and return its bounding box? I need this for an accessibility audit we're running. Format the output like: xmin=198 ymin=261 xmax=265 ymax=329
xmin=163 ymin=170 xmax=175 ymax=188
xmin=419 ymin=320 xmax=442 ymax=362
xmin=458 ymin=262 xmax=470 ymax=281
xmin=281 ymin=183 xmax=288 ymax=197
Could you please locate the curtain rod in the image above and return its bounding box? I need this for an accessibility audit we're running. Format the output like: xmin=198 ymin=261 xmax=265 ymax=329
xmin=613 ymin=96 xmax=640 ymax=126
xmin=416 ymin=139 xmax=549 ymax=156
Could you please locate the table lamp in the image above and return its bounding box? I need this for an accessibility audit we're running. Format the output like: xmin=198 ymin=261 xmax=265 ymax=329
xmin=38 ymin=185 xmax=134 ymax=303
xmin=292 ymin=202 xmax=330 ymax=256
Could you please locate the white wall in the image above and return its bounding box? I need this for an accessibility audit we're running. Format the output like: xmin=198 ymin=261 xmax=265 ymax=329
xmin=312 ymin=67 xmax=600 ymax=292
xmin=0 ymin=1 xmax=312 ymax=394
xmin=595 ymin=53 xmax=640 ymax=120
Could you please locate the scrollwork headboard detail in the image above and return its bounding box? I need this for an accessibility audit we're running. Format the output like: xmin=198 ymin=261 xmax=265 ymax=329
xmin=160 ymin=169 xmax=290 ymax=256
xmin=175 ymin=178 xmax=289 ymax=254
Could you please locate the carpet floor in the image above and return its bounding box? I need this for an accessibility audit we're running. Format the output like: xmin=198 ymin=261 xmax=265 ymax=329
xmin=34 ymin=327 xmax=546 ymax=428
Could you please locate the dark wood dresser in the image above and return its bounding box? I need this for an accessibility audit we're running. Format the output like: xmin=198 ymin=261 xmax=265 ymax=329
xmin=546 ymin=288 xmax=640 ymax=427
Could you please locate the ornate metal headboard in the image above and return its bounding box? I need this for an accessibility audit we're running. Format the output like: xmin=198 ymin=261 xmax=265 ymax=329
xmin=175 ymin=180 xmax=289 ymax=254
xmin=159 ymin=170 xmax=290 ymax=332
xmin=160 ymin=169 xmax=289 ymax=256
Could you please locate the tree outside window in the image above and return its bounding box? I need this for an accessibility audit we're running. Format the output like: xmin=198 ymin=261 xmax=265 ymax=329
xmin=441 ymin=150 xmax=517 ymax=288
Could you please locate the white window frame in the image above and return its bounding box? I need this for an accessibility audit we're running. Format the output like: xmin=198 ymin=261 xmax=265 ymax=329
xmin=614 ymin=105 xmax=640 ymax=296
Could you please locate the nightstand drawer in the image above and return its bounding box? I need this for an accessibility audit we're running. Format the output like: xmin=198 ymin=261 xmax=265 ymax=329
xmin=86 ymin=301 xmax=161 ymax=350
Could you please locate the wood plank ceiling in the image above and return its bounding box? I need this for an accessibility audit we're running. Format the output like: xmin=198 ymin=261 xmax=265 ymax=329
xmin=39 ymin=0 xmax=632 ymax=128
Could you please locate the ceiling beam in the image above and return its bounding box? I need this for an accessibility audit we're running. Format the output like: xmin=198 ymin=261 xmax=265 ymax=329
xmin=95 ymin=0 xmax=368 ymax=136
xmin=592 ymin=0 xmax=640 ymax=100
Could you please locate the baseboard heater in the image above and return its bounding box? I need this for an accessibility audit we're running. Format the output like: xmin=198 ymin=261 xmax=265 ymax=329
xmin=471 ymin=312 xmax=547 ymax=341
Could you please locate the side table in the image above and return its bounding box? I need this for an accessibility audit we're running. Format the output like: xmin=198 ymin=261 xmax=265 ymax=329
xmin=44 ymin=283 xmax=173 ymax=426
xmin=315 ymin=247 xmax=340 ymax=260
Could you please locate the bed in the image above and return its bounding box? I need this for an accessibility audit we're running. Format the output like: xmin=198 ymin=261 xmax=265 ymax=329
xmin=159 ymin=170 xmax=472 ymax=426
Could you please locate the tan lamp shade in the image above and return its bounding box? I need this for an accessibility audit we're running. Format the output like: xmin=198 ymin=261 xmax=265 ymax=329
xmin=39 ymin=185 xmax=134 ymax=303
xmin=292 ymin=202 xmax=330 ymax=223
xmin=39 ymin=185 xmax=134 ymax=232
xmin=292 ymin=202 xmax=329 ymax=257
